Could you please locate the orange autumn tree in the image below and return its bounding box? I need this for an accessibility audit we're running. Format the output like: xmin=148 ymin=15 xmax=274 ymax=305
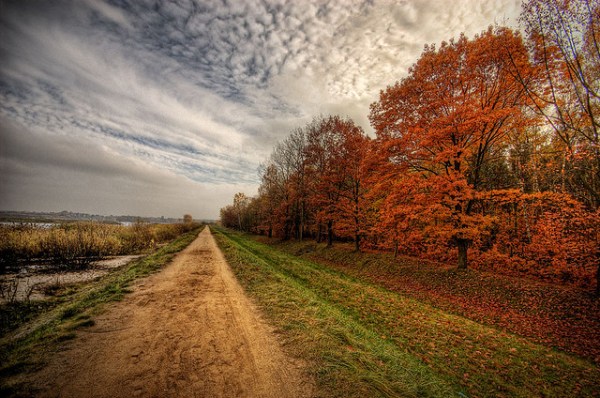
xmin=328 ymin=119 xmax=371 ymax=251
xmin=370 ymin=27 xmax=534 ymax=269
xmin=474 ymin=190 xmax=600 ymax=288
xmin=514 ymin=0 xmax=600 ymax=293
xmin=304 ymin=115 xmax=369 ymax=249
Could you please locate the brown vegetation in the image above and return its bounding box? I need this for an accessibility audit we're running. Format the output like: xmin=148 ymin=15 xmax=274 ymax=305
xmin=0 ymin=221 xmax=199 ymax=271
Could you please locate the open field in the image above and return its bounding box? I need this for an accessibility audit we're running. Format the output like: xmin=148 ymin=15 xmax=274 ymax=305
xmin=213 ymin=227 xmax=600 ymax=398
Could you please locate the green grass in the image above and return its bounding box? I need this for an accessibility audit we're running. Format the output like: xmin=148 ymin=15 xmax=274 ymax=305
xmin=0 ymin=225 xmax=203 ymax=391
xmin=271 ymin=239 xmax=600 ymax=365
xmin=0 ymin=301 xmax=57 ymax=337
xmin=213 ymin=227 xmax=600 ymax=398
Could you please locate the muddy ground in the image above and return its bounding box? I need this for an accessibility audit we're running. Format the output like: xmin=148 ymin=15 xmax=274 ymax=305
xmin=0 ymin=256 xmax=141 ymax=302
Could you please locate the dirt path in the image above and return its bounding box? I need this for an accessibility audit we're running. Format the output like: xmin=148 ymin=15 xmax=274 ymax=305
xmin=28 ymin=227 xmax=311 ymax=398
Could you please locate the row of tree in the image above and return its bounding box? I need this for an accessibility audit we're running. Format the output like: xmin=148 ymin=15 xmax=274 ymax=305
xmin=221 ymin=0 xmax=599 ymax=293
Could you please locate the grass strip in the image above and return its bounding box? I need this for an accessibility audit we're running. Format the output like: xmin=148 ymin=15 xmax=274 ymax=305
xmin=214 ymin=227 xmax=456 ymax=398
xmin=213 ymin=227 xmax=600 ymax=398
xmin=0 ymin=226 xmax=203 ymax=390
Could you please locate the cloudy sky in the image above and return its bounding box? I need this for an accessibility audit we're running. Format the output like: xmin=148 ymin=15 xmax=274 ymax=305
xmin=0 ymin=0 xmax=521 ymax=219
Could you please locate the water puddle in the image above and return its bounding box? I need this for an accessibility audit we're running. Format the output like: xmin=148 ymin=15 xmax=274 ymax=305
xmin=0 ymin=255 xmax=142 ymax=302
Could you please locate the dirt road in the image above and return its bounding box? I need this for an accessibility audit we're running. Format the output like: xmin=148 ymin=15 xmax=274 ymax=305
xmin=28 ymin=227 xmax=311 ymax=398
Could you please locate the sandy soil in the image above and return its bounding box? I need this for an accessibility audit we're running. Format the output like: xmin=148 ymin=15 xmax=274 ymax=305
xmin=27 ymin=227 xmax=311 ymax=398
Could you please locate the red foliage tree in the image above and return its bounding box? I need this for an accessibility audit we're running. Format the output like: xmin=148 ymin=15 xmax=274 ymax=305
xmin=304 ymin=115 xmax=369 ymax=249
xmin=370 ymin=27 xmax=534 ymax=269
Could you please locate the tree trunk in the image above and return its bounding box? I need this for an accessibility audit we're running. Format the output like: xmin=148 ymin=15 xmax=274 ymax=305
xmin=596 ymin=263 xmax=599 ymax=298
xmin=327 ymin=220 xmax=333 ymax=247
xmin=354 ymin=185 xmax=361 ymax=252
xmin=283 ymin=218 xmax=291 ymax=241
xmin=299 ymin=202 xmax=304 ymax=241
xmin=394 ymin=240 xmax=399 ymax=258
xmin=457 ymin=238 xmax=469 ymax=269
xmin=596 ymin=245 xmax=600 ymax=297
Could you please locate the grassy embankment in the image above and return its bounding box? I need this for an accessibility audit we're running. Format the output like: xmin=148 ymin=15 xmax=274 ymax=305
xmin=0 ymin=224 xmax=203 ymax=393
xmin=269 ymin=239 xmax=600 ymax=366
xmin=213 ymin=226 xmax=600 ymax=398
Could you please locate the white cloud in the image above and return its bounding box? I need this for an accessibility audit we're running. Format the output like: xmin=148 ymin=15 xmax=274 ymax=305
xmin=0 ymin=116 xmax=253 ymax=218
xmin=0 ymin=0 xmax=523 ymax=218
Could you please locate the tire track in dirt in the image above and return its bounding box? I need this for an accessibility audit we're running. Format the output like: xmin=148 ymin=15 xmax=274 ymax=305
xmin=28 ymin=226 xmax=311 ymax=398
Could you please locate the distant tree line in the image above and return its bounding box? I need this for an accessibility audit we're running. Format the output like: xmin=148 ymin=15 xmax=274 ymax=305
xmin=221 ymin=0 xmax=600 ymax=293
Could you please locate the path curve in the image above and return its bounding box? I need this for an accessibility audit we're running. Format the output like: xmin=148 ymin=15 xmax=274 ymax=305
xmin=30 ymin=226 xmax=311 ymax=398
